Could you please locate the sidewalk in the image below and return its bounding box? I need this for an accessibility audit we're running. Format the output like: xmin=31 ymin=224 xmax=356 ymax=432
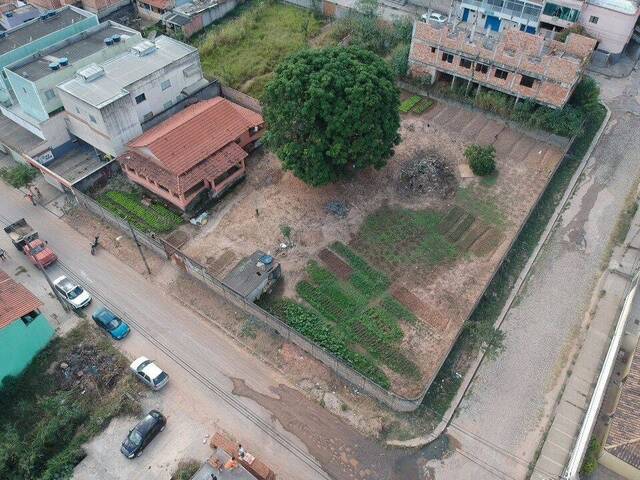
xmin=531 ymin=200 xmax=640 ymax=479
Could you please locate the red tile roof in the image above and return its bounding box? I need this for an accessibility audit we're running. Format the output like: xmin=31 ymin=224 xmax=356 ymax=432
xmin=0 ymin=269 xmax=43 ymax=329
xmin=140 ymin=0 xmax=173 ymax=10
xmin=127 ymin=97 xmax=263 ymax=176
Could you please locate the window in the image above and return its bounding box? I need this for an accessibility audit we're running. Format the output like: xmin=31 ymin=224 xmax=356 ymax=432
xmin=135 ymin=93 xmax=146 ymax=104
xmin=143 ymin=112 xmax=153 ymax=121
xmin=213 ymin=164 xmax=242 ymax=186
xmin=163 ymin=100 xmax=173 ymax=110
xmin=520 ymin=75 xmax=535 ymax=88
xmin=441 ymin=52 xmax=454 ymax=63
xmin=160 ymin=79 xmax=171 ymax=91
xmin=542 ymin=3 xmax=580 ymax=22
xmin=21 ymin=311 xmax=37 ymax=326
xmin=459 ymin=58 xmax=472 ymax=69
xmin=249 ymin=125 xmax=260 ymax=134
xmin=430 ymin=47 xmax=436 ymax=53
xmin=44 ymin=89 xmax=56 ymax=101
xmin=475 ymin=63 xmax=489 ymax=74
xmin=89 ymin=114 xmax=97 ymax=124
xmin=589 ymin=16 xmax=598 ymax=24
xmin=157 ymin=184 xmax=169 ymax=192
xmin=494 ymin=69 xmax=508 ymax=80
xmin=184 ymin=180 xmax=205 ymax=198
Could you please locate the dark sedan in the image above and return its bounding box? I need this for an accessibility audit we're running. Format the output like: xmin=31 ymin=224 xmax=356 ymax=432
xmin=120 ymin=410 xmax=166 ymax=459
xmin=92 ymin=307 xmax=130 ymax=340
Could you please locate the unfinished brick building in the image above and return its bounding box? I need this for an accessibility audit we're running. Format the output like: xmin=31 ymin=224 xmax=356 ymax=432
xmin=408 ymin=22 xmax=597 ymax=109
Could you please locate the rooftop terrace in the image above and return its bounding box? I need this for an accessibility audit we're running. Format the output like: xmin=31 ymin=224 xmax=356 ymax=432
xmin=0 ymin=7 xmax=91 ymax=56
xmin=8 ymin=21 xmax=139 ymax=81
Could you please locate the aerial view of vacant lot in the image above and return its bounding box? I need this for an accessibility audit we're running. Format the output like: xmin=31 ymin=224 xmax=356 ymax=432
xmin=183 ymin=99 xmax=570 ymax=397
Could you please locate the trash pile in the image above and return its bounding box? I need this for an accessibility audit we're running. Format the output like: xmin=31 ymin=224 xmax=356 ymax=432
xmin=55 ymin=343 xmax=122 ymax=392
xmin=397 ymin=149 xmax=457 ymax=199
xmin=325 ymin=200 xmax=350 ymax=218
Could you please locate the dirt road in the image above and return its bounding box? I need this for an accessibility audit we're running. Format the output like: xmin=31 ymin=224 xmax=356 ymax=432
xmin=427 ymin=71 xmax=640 ymax=478
xmin=0 ymin=183 xmax=410 ymax=480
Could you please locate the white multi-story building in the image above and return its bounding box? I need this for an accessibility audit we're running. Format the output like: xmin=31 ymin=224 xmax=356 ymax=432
xmin=57 ymin=35 xmax=206 ymax=156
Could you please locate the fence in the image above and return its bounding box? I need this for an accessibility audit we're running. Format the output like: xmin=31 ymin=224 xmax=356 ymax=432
xmin=68 ymin=187 xmax=422 ymax=411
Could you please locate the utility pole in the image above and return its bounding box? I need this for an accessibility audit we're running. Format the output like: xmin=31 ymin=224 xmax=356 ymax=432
xmin=127 ymin=219 xmax=151 ymax=275
xmin=36 ymin=259 xmax=69 ymax=312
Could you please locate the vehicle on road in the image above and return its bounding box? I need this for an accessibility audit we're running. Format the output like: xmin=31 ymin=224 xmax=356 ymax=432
xmin=92 ymin=306 xmax=130 ymax=340
xmin=120 ymin=410 xmax=166 ymax=459
xmin=53 ymin=275 xmax=92 ymax=309
xmin=4 ymin=218 xmax=57 ymax=267
xmin=130 ymin=356 xmax=169 ymax=390
xmin=421 ymin=11 xmax=447 ymax=23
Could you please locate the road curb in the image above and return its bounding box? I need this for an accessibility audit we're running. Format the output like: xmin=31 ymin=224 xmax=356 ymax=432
xmin=386 ymin=103 xmax=613 ymax=449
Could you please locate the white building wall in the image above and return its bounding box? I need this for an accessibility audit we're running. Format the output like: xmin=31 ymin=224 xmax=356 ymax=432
xmin=580 ymin=3 xmax=640 ymax=54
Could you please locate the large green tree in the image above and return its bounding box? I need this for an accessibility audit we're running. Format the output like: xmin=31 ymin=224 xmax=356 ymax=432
xmin=262 ymin=46 xmax=401 ymax=186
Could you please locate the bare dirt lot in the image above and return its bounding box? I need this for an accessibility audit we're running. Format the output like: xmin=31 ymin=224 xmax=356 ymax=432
xmin=182 ymin=99 xmax=568 ymax=398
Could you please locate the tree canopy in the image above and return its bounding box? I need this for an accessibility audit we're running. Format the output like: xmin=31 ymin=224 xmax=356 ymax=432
xmin=262 ymin=46 xmax=401 ymax=187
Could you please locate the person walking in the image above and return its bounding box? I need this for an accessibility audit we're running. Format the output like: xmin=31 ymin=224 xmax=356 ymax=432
xmin=25 ymin=192 xmax=36 ymax=206
xmin=33 ymin=186 xmax=42 ymax=201
xmin=0 ymin=248 xmax=6 ymax=261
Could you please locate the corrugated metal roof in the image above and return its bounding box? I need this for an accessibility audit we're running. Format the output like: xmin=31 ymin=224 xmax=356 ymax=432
xmin=587 ymin=0 xmax=637 ymax=14
xmin=0 ymin=268 xmax=43 ymax=329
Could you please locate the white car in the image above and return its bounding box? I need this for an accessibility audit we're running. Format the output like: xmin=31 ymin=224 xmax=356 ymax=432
xmin=130 ymin=357 xmax=169 ymax=391
xmin=53 ymin=275 xmax=92 ymax=309
xmin=421 ymin=12 xmax=447 ymax=23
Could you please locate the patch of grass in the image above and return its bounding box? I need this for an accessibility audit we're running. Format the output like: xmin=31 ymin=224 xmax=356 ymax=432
xmin=456 ymin=186 xmax=506 ymax=228
xmin=172 ymin=459 xmax=201 ymax=480
xmin=97 ymin=190 xmax=182 ymax=234
xmin=0 ymin=322 xmax=142 ymax=479
xmin=580 ymin=437 xmax=601 ymax=475
xmin=399 ymin=95 xmax=421 ymax=113
xmin=0 ymin=164 xmax=38 ymax=188
xmin=354 ymin=207 xmax=457 ymax=269
xmin=195 ymin=0 xmax=322 ymax=98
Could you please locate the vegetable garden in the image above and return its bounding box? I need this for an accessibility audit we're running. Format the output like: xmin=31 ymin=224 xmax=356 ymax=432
xmin=97 ymin=191 xmax=183 ymax=234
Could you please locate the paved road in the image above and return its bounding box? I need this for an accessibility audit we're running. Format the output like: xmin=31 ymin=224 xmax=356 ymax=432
xmin=430 ymin=70 xmax=640 ymax=480
xmin=0 ymin=184 xmax=332 ymax=480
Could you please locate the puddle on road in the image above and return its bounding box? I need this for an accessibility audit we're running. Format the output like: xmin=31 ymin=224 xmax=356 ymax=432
xmin=392 ymin=435 xmax=452 ymax=480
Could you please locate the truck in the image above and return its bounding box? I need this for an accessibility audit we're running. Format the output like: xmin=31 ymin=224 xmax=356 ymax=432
xmin=4 ymin=218 xmax=57 ymax=268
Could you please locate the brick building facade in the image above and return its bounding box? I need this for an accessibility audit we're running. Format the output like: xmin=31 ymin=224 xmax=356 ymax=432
xmin=409 ymin=21 xmax=597 ymax=108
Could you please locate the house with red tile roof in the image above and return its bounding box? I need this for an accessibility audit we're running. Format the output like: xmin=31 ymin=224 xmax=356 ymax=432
xmin=0 ymin=269 xmax=54 ymax=384
xmin=116 ymin=97 xmax=264 ymax=211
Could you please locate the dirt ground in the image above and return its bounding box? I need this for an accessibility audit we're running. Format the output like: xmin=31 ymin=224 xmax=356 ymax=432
xmin=182 ymin=99 xmax=568 ymax=398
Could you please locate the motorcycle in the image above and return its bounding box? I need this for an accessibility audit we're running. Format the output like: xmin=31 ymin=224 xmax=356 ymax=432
xmin=90 ymin=235 xmax=100 ymax=256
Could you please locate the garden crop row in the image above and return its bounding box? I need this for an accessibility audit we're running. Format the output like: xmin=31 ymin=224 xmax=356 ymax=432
xmin=267 ymin=300 xmax=389 ymax=387
xmin=399 ymin=95 xmax=422 ymax=113
xmin=330 ymin=242 xmax=389 ymax=295
xmin=99 ymin=191 xmax=182 ymax=233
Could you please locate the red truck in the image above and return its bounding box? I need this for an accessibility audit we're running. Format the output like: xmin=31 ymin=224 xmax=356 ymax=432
xmin=4 ymin=218 xmax=57 ymax=268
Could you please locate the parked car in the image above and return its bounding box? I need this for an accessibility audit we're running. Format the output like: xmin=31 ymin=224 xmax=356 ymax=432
xmin=130 ymin=356 xmax=169 ymax=390
xmin=92 ymin=306 xmax=130 ymax=340
xmin=421 ymin=12 xmax=447 ymax=23
xmin=120 ymin=410 xmax=166 ymax=458
xmin=53 ymin=275 xmax=92 ymax=309
xmin=4 ymin=218 xmax=57 ymax=267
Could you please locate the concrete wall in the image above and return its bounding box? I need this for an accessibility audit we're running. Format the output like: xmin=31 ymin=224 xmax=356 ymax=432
xmin=580 ymin=3 xmax=640 ymax=55
xmin=3 ymin=70 xmax=48 ymax=121
xmin=82 ymin=0 xmax=132 ymax=18
xmin=125 ymin=50 xmax=203 ymax=122
xmin=599 ymin=451 xmax=640 ymax=480
xmin=0 ymin=313 xmax=54 ymax=384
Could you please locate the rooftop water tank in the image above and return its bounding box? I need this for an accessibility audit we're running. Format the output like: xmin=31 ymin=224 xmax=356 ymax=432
xmin=112 ymin=34 xmax=121 ymax=43
xmin=58 ymin=57 xmax=69 ymax=66
xmin=104 ymin=37 xmax=114 ymax=46
xmin=259 ymin=255 xmax=274 ymax=266
xmin=49 ymin=62 xmax=60 ymax=71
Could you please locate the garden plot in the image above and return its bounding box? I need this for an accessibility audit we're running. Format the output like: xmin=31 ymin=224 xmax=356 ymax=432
xmin=183 ymin=101 xmax=569 ymax=397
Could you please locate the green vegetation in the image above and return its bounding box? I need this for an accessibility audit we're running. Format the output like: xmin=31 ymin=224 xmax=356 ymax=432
xmin=399 ymin=95 xmax=422 ymax=113
xmin=456 ymin=187 xmax=506 ymax=228
xmin=580 ymin=437 xmax=601 ymax=475
xmin=465 ymin=144 xmax=496 ymax=177
xmin=0 ymin=164 xmax=38 ymax=188
xmin=355 ymin=207 xmax=458 ymax=270
xmin=424 ymin=77 xmax=599 ymax=138
xmin=172 ymin=459 xmax=201 ymax=480
xmin=422 ymin=103 xmax=606 ymax=413
xmin=412 ymin=98 xmax=434 ymax=114
xmin=326 ymin=15 xmax=412 ymax=57
xmin=0 ymin=323 xmax=142 ymax=479
xmin=97 ymin=190 xmax=183 ymax=234
xmin=263 ymin=46 xmax=400 ymax=186
xmin=263 ymin=243 xmax=423 ymax=387
xmin=195 ymin=0 xmax=322 ymax=98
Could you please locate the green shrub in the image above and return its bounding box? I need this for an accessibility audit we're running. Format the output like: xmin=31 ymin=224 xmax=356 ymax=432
xmin=570 ymin=76 xmax=600 ymax=115
xmin=475 ymin=90 xmax=512 ymax=116
xmin=399 ymin=95 xmax=422 ymax=113
xmin=580 ymin=437 xmax=601 ymax=475
xmin=389 ymin=43 xmax=410 ymax=78
xmin=172 ymin=459 xmax=201 ymax=480
xmin=0 ymin=164 xmax=38 ymax=188
xmin=465 ymin=144 xmax=496 ymax=177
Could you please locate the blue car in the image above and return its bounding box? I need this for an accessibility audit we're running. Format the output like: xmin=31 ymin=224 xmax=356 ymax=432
xmin=92 ymin=307 xmax=130 ymax=340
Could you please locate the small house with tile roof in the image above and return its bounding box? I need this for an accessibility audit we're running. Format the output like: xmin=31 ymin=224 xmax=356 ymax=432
xmin=116 ymin=97 xmax=264 ymax=211
xmin=0 ymin=269 xmax=54 ymax=383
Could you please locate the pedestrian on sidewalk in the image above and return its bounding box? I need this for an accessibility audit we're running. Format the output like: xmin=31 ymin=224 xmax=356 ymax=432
xmin=33 ymin=186 xmax=42 ymax=201
xmin=25 ymin=192 xmax=36 ymax=205
xmin=0 ymin=248 xmax=6 ymax=261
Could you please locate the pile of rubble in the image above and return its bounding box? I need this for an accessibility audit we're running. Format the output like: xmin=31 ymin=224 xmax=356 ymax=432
xmin=397 ymin=149 xmax=457 ymax=199
xmin=325 ymin=200 xmax=350 ymax=218
xmin=55 ymin=343 xmax=122 ymax=392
